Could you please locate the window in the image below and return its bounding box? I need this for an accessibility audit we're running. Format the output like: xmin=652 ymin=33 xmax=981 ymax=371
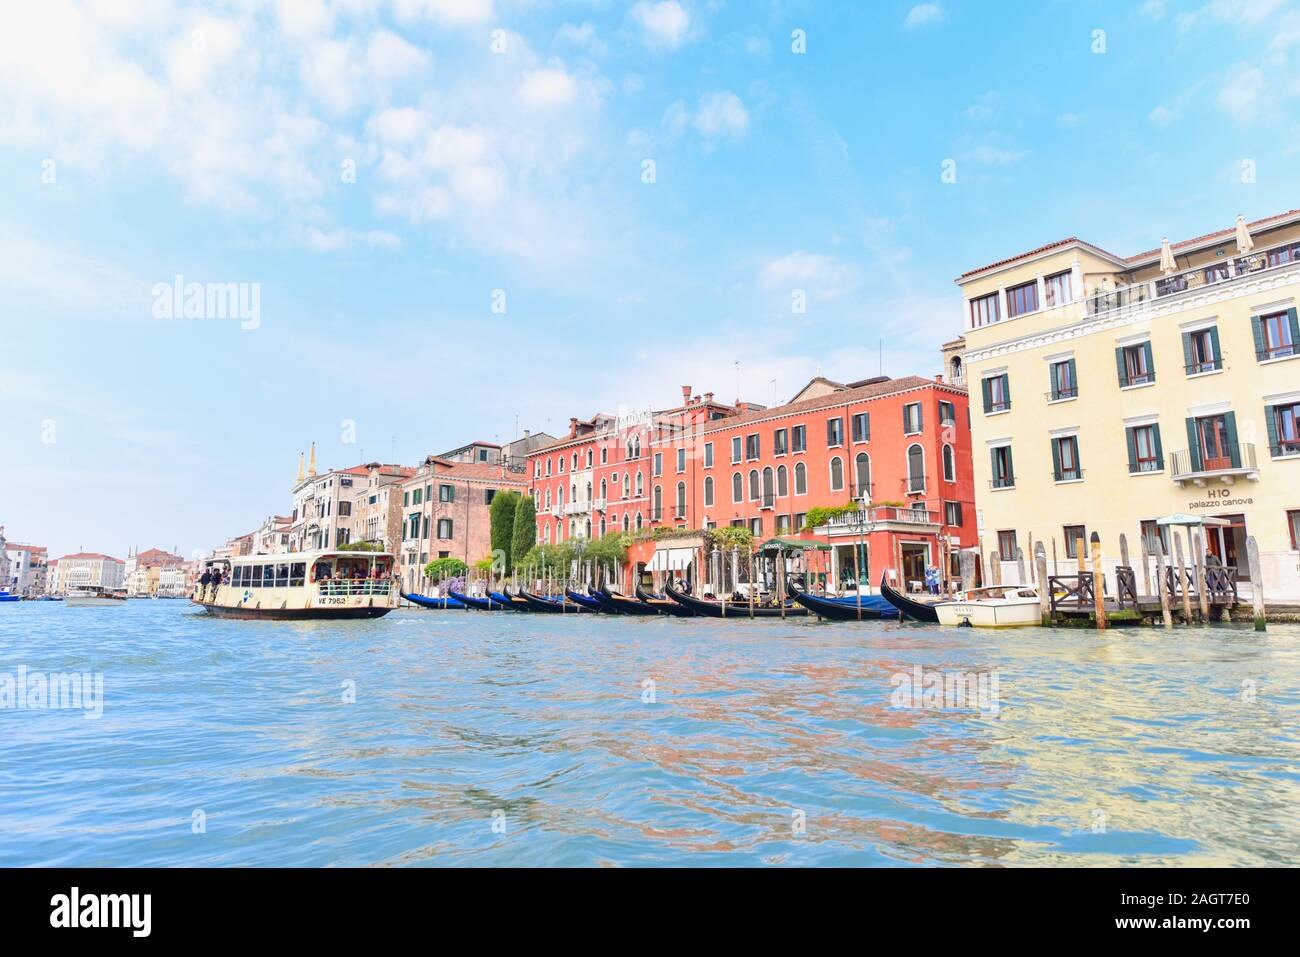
xmin=407 ymin=512 xmax=421 ymax=540
xmin=776 ymin=514 xmax=792 ymax=534
xmin=704 ymin=476 xmax=714 ymax=507
xmin=1268 ymin=402 xmax=1300 ymax=457
xmin=794 ymin=462 xmax=807 ymax=495
xmin=761 ymin=468 xmax=774 ymax=508
xmin=1184 ymin=327 xmax=1222 ymax=375
xmin=1063 ymin=525 xmax=1087 ymax=558
xmin=777 ymin=464 xmax=788 ymax=497
xmin=829 ymin=456 xmax=844 ymax=491
xmin=439 ymin=484 xmax=454 ymax=503
xmin=942 ymin=444 xmax=955 ymax=482
xmin=559 ymin=456 xmax=565 ymax=473
xmin=997 ymin=530 xmax=1018 ymax=559
xmin=1126 ymin=423 xmax=1164 ymax=473
xmin=1052 ymin=435 xmax=1082 ymax=482
xmin=653 ymin=452 xmax=663 ymax=477
xmin=1140 ymin=520 xmax=1169 ymax=556
xmin=601 ymin=447 xmax=608 ymax=465
xmin=622 ymin=473 xmax=629 ymax=499
xmin=903 ymin=403 xmax=922 ymax=435
xmin=748 ymin=469 xmax=760 ymax=501
xmin=412 ymin=487 xmax=423 ymax=505
xmin=572 ymin=453 xmax=578 ymax=471
xmin=1289 ymin=510 xmax=1300 ymax=550
xmin=792 ymin=425 xmax=806 ymax=453
xmin=732 ymin=472 xmax=743 ymax=503
xmin=675 ymin=482 xmax=686 ymax=518
xmin=651 ymin=486 xmax=662 ymax=521
xmin=676 ymin=448 xmax=686 ymax=473
xmin=703 ymin=442 xmax=714 ymax=468
xmin=826 ymin=417 xmax=844 ymax=447
xmin=1006 ymin=280 xmax=1039 ymax=318
xmin=794 ymin=512 xmax=806 ymax=530
xmin=1044 ymin=271 xmax=1072 ymax=308
xmin=745 ymin=433 xmax=760 ymax=461
xmin=1256 ymin=308 xmax=1298 ymax=361
xmin=990 ymin=445 xmax=1014 ymax=489
xmin=982 ymin=374 xmax=1010 ymax=413
xmin=944 ymin=501 xmax=963 ymax=527
xmin=485 ymin=489 xmax=496 ymax=505
xmin=939 ymin=400 xmax=955 ymax=426
xmin=853 ymin=452 xmax=871 ymax=498
xmin=338 ymin=501 xmax=352 ymax=517
xmin=1117 ymin=341 xmax=1155 ymax=387
xmin=749 ymin=517 xmax=763 ymax=536
xmin=1049 ymin=359 xmax=1077 ymax=401
xmin=773 ymin=428 xmax=787 ymax=456
xmin=731 ymin=436 xmax=743 ymax=464
xmin=970 ymin=292 xmax=1000 ymax=328
xmin=852 ymin=412 xmax=871 ymax=443
xmin=907 ymin=444 xmax=925 ymax=493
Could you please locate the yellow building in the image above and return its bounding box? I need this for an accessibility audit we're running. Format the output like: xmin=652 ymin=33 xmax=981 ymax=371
xmin=955 ymin=208 xmax=1300 ymax=602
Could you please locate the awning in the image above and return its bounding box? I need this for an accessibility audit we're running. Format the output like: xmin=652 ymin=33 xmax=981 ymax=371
xmin=755 ymin=536 xmax=832 ymax=553
xmin=646 ymin=546 xmax=696 ymax=572
xmin=1156 ymin=513 xmax=1230 ymax=527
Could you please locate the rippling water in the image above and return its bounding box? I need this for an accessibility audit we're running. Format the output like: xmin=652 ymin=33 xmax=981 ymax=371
xmin=1 ymin=601 xmax=1297 ymax=866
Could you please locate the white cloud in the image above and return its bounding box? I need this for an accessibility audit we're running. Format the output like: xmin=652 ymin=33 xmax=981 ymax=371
xmin=1217 ymin=65 xmax=1266 ymax=120
xmin=692 ymin=91 xmax=749 ymax=141
xmin=306 ymin=227 xmax=402 ymax=251
xmin=904 ymin=4 xmax=944 ymax=29
xmin=964 ymin=143 xmax=1027 ymax=166
xmin=630 ymin=1 xmax=690 ymax=50
xmin=366 ymin=29 xmax=431 ymax=82
xmin=759 ymin=252 xmax=860 ymax=302
xmin=519 ymin=67 xmax=579 ymax=108
xmin=393 ymin=0 xmax=494 ymax=26
xmin=1148 ymin=104 xmax=1177 ymax=126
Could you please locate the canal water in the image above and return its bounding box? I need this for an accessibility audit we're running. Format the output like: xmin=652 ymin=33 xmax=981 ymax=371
xmin=1 ymin=601 xmax=1296 ymax=866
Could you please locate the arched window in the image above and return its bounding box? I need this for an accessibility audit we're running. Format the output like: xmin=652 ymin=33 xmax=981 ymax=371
xmin=545 ymin=488 xmax=552 ymax=508
xmin=559 ymin=456 xmax=565 ymax=473
xmin=950 ymin=355 xmax=963 ymax=382
xmin=675 ymin=481 xmax=685 ymax=517
xmin=572 ymin=453 xmax=578 ymax=471
xmin=622 ymin=514 xmax=630 ymax=532
xmin=854 ymin=452 xmax=871 ymax=498
xmin=557 ymin=485 xmax=564 ymax=506
xmin=623 ymin=473 xmax=630 ymax=499
xmin=748 ymin=469 xmax=760 ymax=501
xmin=633 ymin=436 xmax=641 ymax=459
xmin=544 ymin=523 xmax=551 ymax=544
xmin=599 ymin=518 xmax=606 ymax=537
xmin=653 ymin=485 xmax=662 ymax=519
xmin=635 ymin=512 xmax=643 ymax=530
xmin=942 ymin=444 xmax=955 ymax=482
xmin=907 ymin=444 xmax=925 ymax=493
xmin=585 ymin=519 xmax=591 ymax=538
xmin=635 ymin=472 xmax=643 ymax=497
xmin=704 ymin=476 xmax=714 ymax=507
xmin=571 ymin=483 xmax=577 ymax=502
xmin=600 ymin=478 xmax=607 ymax=500
xmin=732 ymin=472 xmax=743 ymax=503
xmin=795 ymin=462 xmax=807 ymax=495
xmin=777 ymin=464 xmax=788 ymax=497
xmin=587 ymin=449 xmax=593 ymax=468
xmin=829 ymin=456 xmax=844 ymax=492
xmin=761 ymin=467 xmax=774 ymax=506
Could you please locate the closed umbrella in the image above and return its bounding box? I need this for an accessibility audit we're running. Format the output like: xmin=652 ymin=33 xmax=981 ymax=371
xmin=1159 ymin=237 xmax=1176 ymax=275
xmin=1234 ymin=214 xmax=1254 ymax=254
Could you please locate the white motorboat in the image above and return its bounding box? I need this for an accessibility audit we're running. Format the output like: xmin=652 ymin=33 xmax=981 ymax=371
xmin=65 ymin=588 xmax=128 ymax=607
xmin=934 ymin=586 xmax=1043 ymax=628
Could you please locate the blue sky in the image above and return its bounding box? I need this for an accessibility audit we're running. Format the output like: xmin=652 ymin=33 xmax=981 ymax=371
xmin=2 ymin=0 xmax=1297 ymax=558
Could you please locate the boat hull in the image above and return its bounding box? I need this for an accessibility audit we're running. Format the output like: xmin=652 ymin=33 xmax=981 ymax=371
xmin=879 ymin=576 xmax=940 ymax=623
xmin=448 ymin=589 xmax=507 ymax=611
xmin=519 ymin=590 xmax=591 ymax=613
xmin=402 ymin=593 xmax=466 ymax=610
xmin=790 ymin=590 xmax=883 ymax=621
xmin=66 ymin=596 xmax=127 ymax=607
xmin=665 ymin=583 xmax=807 ymax=618
xmin=564 ymin=588 xmax=606 ymax=612
xmin=590 ymin=585 xmax=659 ymax=616
xmin=195 ymin=601 xmax=392 ymax=620
xmin=934 ymin=600 xmax=1042 ymax=628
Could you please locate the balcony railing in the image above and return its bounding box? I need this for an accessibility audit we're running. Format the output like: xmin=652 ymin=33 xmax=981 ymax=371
xmin=905 ymin=474 xmax=926 ymax=494
xmin=823 ymin=506 xmax=937 ymax=531
xmin=759 ymin=494 xmax=775 ymax=510
xmin=985 ymin=400 xmax=1010 ymax=413
xmin=1128 ymin=457 xmax=1165 ymax=474
xmin=1047 ymin=387 xmax=1078 ymax=402
xmin=1052 ymin=467 xmax=1085 ymax=483
xmin=1270 ymin=441 xmax=1300 ymax=458
xmin=990 ymin=475 xmax=1015 ymax=490
xmin=1170 ymin=443 xmax=1257 ymax=481
xmin=318 ymin=579 xmax=393 ymax=597
xmin=1185 ymin=356 xmax=1223 ymax=375
xmin=1256 ymin=341 xmax=1297 ymax=362
xmin=563 ymin=501 xmax=587 ymax=515
xmin=591 ymin=497 xmax=607 ymax=511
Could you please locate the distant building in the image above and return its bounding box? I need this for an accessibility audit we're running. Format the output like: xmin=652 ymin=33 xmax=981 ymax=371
xmin=124 ymin=547 xmax=187 ymax=597
xmin=53 ymin=552 xmax=125 ymax=593
xmin=440 ymin=431 xmax=556 ymax=472
xmin=4 ymin=542 xmax=50 ymax=597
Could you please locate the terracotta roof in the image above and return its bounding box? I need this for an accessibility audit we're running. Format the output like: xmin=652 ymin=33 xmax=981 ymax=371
xmin=958 ymin=237 xmax=1083 ymax=280
xmin=412 ymin=459 xmax=529 ymax=483
xmin=1126 ymin=208 xmax=1300 ymax=262
xmin=702 ymin=375 xmax=960 ymax=433
xmin=57 ymin=552 xmax=124 ymax=563
xmin=6 ymin=543 xmax=46 ymax=554
xmin=135 ymin=548 xmax=185 ymax=565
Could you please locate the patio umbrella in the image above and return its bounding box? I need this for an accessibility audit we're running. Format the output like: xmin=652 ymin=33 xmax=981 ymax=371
xmin=1159 ymin=238 xmax=1176 ymax=275
xmin=1155 ymin=513 xmax=1229 ymax=528
xmin=1234 ymin=214 xmax=1254 ymax=254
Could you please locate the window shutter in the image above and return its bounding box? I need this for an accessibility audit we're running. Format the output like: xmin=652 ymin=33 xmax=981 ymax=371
xmin=1265 ymin=405 xmax=1280 ymax=457
xmin=864 ymin=413 xmax=870 ymax=441
xmin=1181 ymin=332 xmax=1193 ymax=373
xmin=1002 ymin=375 xmax=1011 ymax=407
xmin=1143 ymin=341 xmax=1155 ymax=382
xmin=1051 ymin=438 xmax=1062 ymax=481
xmin=1116 ymin=347 xmax=1129 ymax=387
xmin=1067 ymin=359 xmax=1077 ymax=394
xmin=1225 ymin=411 xmax=1240 ymax=467
xmin=1289 ymin=308 xmax=1300 ymax=348
xmin=1208 ymin=327 xmax=1221 ymax=366
xmin=1049 ymin=362 xmax=1060 ymax=396
xmin=989 ymin=447 xmax=1000 ymax=482
xmin=1186 ymin=418 xmax=1202 ymax=472
xmin=1125 ymin=427 xmax=1138 ymax=473
xmin=981 ymin=377 xmax=992 ymax=413
xmin=1153 ymin=424 xmax=1164 ymax=468
xmin=916 ymin=405 xmax=923 ymax=431
xmin=1252 ymin=314 xmax=1267 ymax=360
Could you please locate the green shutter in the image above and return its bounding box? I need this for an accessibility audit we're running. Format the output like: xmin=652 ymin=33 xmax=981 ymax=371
xmin=1208 ymin=327 xmax=1221 ymax=369
xmin=917 ymin=405 xmax=923 ymax=431
xmin=1252 ymin=314 xmax=1267 ymax=360
xmin=1153 ymin=423 xmax=1164 ymax=468
xmin=864 ymin=413 xmax=870 ymax=441
xmin=1186 ymin=418 xmax=1202 ymax=473
xmin=981 ymin=377 xmax=991 ymax=413
xmin=1125 ymin=426 xmax=1138 ymax=473
xmin=1116 ymin=347 xmax=1129 ymax=387
xmin=1067 ymin=359 xmax=1077 ymax=396
xmin=1143 ymin=341 xmax=1155 ymax=382
xmin=1265 ymin=405 xmax=1280 ymax=457
xmin=1002 ymin=374 xmax=1011 ymax=408
xmin=1289 ymin=308 xmax=1300 ymax=352
xmin=989 ymin=447 xmax=999 ymax=484
xmin=1049 ymin=362 xmax=1060 ymax=396
xmin=1051 ymin=438 xmax=1063 ymax=481
xmin=1181 ymin=332 xmax=1193 ymax=374
xmin=1225 ymin=411 xmax=1240 ymax=467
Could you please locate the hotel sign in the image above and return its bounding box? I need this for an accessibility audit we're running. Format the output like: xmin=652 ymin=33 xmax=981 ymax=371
xmin=1188 ymin=488 xmax=1254 ymax=510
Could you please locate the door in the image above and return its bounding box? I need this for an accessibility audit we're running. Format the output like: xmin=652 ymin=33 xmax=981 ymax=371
xmin=1197 ymin=415 xmax=1231 ymax=471
xmin=1205 ymin=514 xmax=1248 ymax=581
xmin=901 ymin=544 xmax=929 ymax=591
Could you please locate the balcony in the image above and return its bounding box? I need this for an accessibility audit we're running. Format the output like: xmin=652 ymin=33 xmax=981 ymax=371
xmin=990 ymin=475 xmax=1015 ymax=490
xmin=1046 ymin=387 xmax=1078 ymax=402
xmin=1169 ymin=443 xmax=1259 ymax=485
xmin=1185 ymin=356 xmax=1224 ymax=376
xmin=822 ymin=506 xmax=937 ymax=533
xmin=1052 ymin=467 xmax=1085 ymax=483
xmin=591 ymin=497 xmax=607 ymax=511
xmin=563 ymin=501 xmax=587 ymax=515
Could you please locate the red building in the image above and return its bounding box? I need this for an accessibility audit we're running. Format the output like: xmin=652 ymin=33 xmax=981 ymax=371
xmin=526 ymin=375 xmax=976 ymax=592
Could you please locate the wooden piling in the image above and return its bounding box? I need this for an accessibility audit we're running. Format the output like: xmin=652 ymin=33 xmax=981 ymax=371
xmin=1090 ymin=532 xmax=1107 ymax=630
xmin=1192 ymin=529 xmax=1210 ymax=623
xmin=1016 ymin=546 xmax=1026 ymax=585
xmin=1154 ymin=533 xmax=1173 ymax=629
xmin=1035 ymin=542 xmax=1050 ymax=626
xmin=1119 ymin=533 xmax=1130 ymax=570
xmin=989 ymin=550 xmax=1002 ymax=586
xmin=1173 ymin=531 xmax=1193 ymax=624
xmin=1246 ymin=536 xmax=1266 ymax=631
xmin=960 ymin=549 xmax=976 ymax=592
xmin=1139 ymin=536 xmax=1151 ymax=596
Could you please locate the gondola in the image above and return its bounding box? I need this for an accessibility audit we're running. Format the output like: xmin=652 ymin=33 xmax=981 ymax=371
xmin=564 ymin=588 xmax=606 ymax=613
xmin=789 ymin=587 xmax=887 ymax=620
xmin=401 ymin=592 xmax=467 ymax=610
xmin=634 ymin=584 xmax=696 ymax=617
xmin=448 ymin=588 xmax=508 ymax=611
xmin=663 ymin=581 xmax=808 ymax=618
xmin=493 ymin=588 xmax=534 ymax=611
xmin=878 ymin=573 xmax=940 ymax=623
xmin=589 ymin=583 xmax=659 ymax=616
xmin=786 ymin=578 xmax=894 ymax=612
xmin=518 ymin=589 xmax=591 ymax=613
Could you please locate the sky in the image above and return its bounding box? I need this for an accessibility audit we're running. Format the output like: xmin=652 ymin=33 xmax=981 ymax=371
xmin=2 ymin=0 xmax=1298 ymax=559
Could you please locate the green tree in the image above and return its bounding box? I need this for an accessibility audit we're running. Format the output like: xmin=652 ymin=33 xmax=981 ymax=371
xmin=510 ymin=494 xmax=536 ymax=571
xmin=424 ymin=557 xmax=468 ymax=582
xmin=489 ymin=490 xmax=521 ymax=571
xmin=337 ymin=540 xmax=383 ymax=552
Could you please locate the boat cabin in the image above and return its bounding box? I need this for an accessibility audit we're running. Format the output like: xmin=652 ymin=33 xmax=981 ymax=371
xmin=195 ymin=550 xmax=398 ymax=619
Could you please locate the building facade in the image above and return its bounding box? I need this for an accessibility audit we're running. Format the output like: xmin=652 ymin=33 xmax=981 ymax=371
xmin=52 ymin=552 xmax=125 ymax=593
xmin=3 ymin=540 xmax=48 ymax=597
xmin=956 ymin=208 xmax=1300 ymax=599
xmin=124 ymin=547 xmax=187 ymax=597
xmin=527 ymin=377 xmax=977 ymax=589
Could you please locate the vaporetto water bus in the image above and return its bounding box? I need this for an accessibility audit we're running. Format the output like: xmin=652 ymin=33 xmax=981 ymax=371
xmin=192 ymin=550 xmax=398 ymax=620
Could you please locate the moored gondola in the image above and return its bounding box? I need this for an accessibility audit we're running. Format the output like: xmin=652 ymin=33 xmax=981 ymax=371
xmin=494 ymin=588 xmax=534 ymax=611
xmin=448 ymin=588 xmax=508 ymax=611
xmin=664 ymin=581 xmax=808 ymax=618
xmin=790 ymin=587 xmax=887 ymax=620
xmin=564 ymin=588 xmax=605 ymax=613
xmin=590 ymin=583 xmax=660 ymax=616
xmin=519 ymin=589 xmax=591 ymax=613
xmin=878 ymin=573 xmax=941 ymax=623
xmin=634 ymin=584 xmax=696 ymax=617
xmin=402 ymin=592 xmax=467 ymax=610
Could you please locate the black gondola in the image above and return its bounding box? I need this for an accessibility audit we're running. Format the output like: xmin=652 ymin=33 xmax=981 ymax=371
xmin=401 ymin=592 xmax=467 ymax=610
xmin=789 ymin=588 xmax=887 ymax=620
xmin=519 ymin=589 xmax=591 ymax=613
xmin=564 ymin=588 xmax=606 ymax=612
xmin=448 ymin=588 xmax=506 ymax=611
xmin=663 ymin=581 xmax=808 ymax=618
xmin=878 ymin=573 xmax=940 ymax=623
xmin=634 ymin=584 xmax=696 ymax=617
xmin=590 ymin=583 xmax=660 ymax=616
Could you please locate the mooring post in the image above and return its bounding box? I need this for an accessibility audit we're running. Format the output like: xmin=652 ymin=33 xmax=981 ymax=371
xmin=1090 ymin=532 xmax=1107 ymax=630
xmin=1247 ymin=535 xmax=1266 ymax=632
xmin=1016 ymin=547 xmax=1026 ymax=585
xmin=960 ymin=549 xmax=976 ymax=592
xmin=1154 ymin=533 xmax=1173 ymax=630
xmin=1192 ymin=529 xmax=1210 ymax=623
xmin=1035 ymin=542 xmax=1051 ymax=626
xmin=1139 ymin=535 xmax=1151 ymax=596
xmin=990 ymin=550 xmax=1002 ymax=586
xmin=1173 ymin=531 xmax=1193 ymax=624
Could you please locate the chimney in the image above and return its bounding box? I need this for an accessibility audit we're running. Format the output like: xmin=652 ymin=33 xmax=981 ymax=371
xmin=704 ymin=392 xmax=713 ymax=403
xmin=523 ymin=429 xmax=530 ymax=438
xmin=568 ymin=417 xmax=578 ymax=436
xmin=936 ymin=374 xmax=944 ymax=383
xmin=681 ymin=385 xmax=692 ymax=403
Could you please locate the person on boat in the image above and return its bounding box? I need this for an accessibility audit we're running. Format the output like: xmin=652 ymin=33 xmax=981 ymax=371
xmin=199 ymin=569 xmax=211 ymax=600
